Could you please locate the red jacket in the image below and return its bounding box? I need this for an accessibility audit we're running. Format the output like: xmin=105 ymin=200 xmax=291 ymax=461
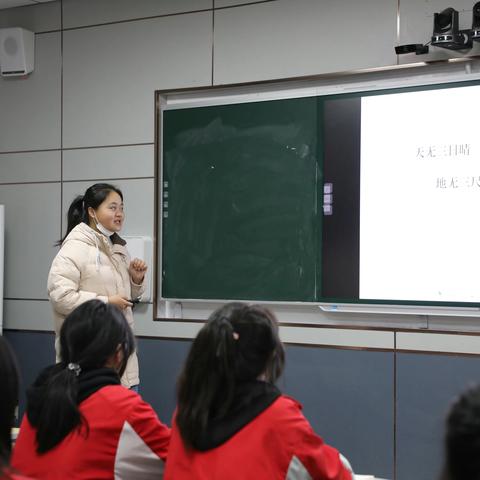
xmin=11 ymin=386 xmax=171 ymax=479
xmin=164 ymin=394 xmax=352 ymax=480
xmin=0 ymin=469 xmax=33 ymax=480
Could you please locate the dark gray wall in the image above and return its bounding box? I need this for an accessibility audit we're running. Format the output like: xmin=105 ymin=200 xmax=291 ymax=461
xmin=136 ymin=336 xmax=191 ymax=423
xmin=282 ymin=346 xmax=394 ymax=479
xmin=4 ymin=330 xmax=55 ymax=421
xmin=396 ymin=353 xmax=480 ymax=480
xmin=6 ymin=330 xmax=480 ymax=480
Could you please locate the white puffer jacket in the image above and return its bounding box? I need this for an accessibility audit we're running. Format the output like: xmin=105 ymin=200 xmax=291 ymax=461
xmin=47 ymin=222 xmax=144 ymax=387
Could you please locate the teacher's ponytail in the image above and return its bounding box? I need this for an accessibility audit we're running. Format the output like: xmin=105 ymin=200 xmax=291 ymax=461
xmin=55 ymin=195 xmax=86 ymax=246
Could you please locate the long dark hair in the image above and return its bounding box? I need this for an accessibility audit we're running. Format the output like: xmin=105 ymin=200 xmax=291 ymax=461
xmin=176 ymin=302 xmax=285 ymax=449
xmin=56 ymin=183 xmax=123 ymax=246
xmin=442 ymin=384 xmax=480 ymax=480
xmin=27 ymin=300 xmax=135 ymax=453
xmin=0 ymin=337 xmax=19 ymax=469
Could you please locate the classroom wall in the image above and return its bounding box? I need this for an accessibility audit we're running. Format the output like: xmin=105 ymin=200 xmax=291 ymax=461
xmin=2 ymin=1 xmax=480 ymax=479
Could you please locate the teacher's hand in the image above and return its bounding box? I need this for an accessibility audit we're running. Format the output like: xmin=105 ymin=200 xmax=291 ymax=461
xmin=108 ymin=295 xmax=133 ymax=310
xmin=129 ymin=258 xmax=148 ymax=284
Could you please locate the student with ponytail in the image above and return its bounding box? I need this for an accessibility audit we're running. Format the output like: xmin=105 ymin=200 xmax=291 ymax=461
xmin=164 ymin=302 xmax=354 ymax=480
xmin=48 ymin=183 xmax=147 ymax=389
xmin=12 ymin=300 xmax=170 ymax=479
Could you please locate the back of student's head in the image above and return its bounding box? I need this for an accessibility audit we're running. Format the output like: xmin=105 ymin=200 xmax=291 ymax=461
xmin=176 ymin=302 xmax=285 ymax=449
xmin=443 ymin=384 xmax=480 ymax=480
xmin=27 ymin=300 xmax=135 ymax=453
xmin=0 ymin=337 xmax=19 ymax=470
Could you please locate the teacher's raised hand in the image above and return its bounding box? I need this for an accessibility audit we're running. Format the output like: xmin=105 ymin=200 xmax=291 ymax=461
xmin=129 ymin=258 xmax=148 ymax=284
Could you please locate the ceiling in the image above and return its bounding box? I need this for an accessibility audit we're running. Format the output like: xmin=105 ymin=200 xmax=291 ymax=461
xmin=0 ymin=0 xmax=56 ymax=10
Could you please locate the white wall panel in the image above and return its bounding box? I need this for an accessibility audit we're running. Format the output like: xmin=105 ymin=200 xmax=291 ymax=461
xmin=63 ymin=12 xmax=212 ymax=148
xmin=136 ymin=317 xmax=395 ymax=350
xmin=280 ymin=326 xmax=394 ymax=349
xmin=214 ymin=0 xmax=397 ymax=84
xmin=137 ymin=318 xmax=203 ymax=338
xmin=0 ymin=151 xmax=60 ymax=183
xmin=5 ymin=298 xmax=152 ymax=334
xmin=63 ymin=145 xmax=154 ymax=181
xmin=134 ymin=303 xmax=158 ymax=334
xmin=3 ymin=299 xmax=53 ymax=331
xmin=63 ymin=0 xmax=212 ymax=29
xmin=0 ymin=1 xmax=61 ymax=32
xmin=0 ymin=183 xmax=60 ymax=299
xmin=0 ymin=32 xmax=61 ymax=152
xmin=397 ymin=331 xmax=480 ymax=354
xmin=62 ymin=178 xmax=154 ymax=240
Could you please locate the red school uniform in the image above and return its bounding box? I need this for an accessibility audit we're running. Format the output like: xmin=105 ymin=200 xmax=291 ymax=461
xmin=12 ymin=373 xmax=170 ymax=480
xmin=164 ymin=381 xmax=352 ymax=480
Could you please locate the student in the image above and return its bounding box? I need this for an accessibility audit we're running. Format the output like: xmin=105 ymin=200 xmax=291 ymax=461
xmin=12 ymin=300 xmax=170 ymax=479
xmin=442 ymin=384 xmax=480 ymax=480
xmin=164 ymin=302 xmax=353 ymax=480
xmin=48 ymin=182 xmax=147 ymax=389
xmin=0 ymin=337 xmax=30 ymax=480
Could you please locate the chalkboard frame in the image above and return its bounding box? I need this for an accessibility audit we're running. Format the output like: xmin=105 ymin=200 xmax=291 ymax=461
xmin=156 ymin=61 xmax=480 ymax=317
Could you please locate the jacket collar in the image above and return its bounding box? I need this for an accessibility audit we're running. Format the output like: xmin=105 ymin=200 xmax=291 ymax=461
xmin=110 ymin=232 xmax=126 ymax=246
xmin=65 ymin=223 xmax=126 ymax=249
xmin=192 ymin=380 xmax=281 ymax=451
xmin=26 ymin=365 xmax=120 ymax=427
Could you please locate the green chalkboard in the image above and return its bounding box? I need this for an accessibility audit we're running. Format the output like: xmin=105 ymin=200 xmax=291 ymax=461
xmin=162 ymin=97 xmax=320 ymax=301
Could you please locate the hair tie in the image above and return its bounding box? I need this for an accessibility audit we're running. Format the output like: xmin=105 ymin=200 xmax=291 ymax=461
xmin=67 ymin=362 xmax=81 ymax=377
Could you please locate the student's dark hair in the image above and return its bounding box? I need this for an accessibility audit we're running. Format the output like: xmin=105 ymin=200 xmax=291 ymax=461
xmin=0 ymin=337 xmax=19 ymax=470
xmin=28 ymin=300 xmax=135 ymax=454
xmin=176 ymin=302 xmax=285 ymax=449
xmin=56 ymin=183 xmax=123 ymax=246
xmin=442 ymin=384 xmax=480 ymax=480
